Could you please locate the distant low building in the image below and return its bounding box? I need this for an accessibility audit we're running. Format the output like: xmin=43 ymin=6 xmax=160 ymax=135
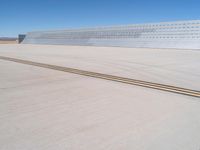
xmin=0 ymin=37 xmax=17 ymax=41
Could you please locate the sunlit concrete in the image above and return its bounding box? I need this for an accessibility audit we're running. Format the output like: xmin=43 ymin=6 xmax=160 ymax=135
xmin=0 ymin=44 xmax=199 ymax=90
xmin=0 ymin=60 xmax=200 ymax=150
xmin=0 ymin=44 xmax=200 ymax=149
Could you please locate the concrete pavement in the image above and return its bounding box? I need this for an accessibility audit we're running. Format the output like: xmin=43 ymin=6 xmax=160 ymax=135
xmin=0 ymin=44 xmax=200 ymax=149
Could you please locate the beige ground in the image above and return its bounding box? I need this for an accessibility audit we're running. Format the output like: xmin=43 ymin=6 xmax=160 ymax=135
xmin=0 ymin=40 xmax=18 ymax=44
xmin=0 ymin=44 xmax=200 ymax=150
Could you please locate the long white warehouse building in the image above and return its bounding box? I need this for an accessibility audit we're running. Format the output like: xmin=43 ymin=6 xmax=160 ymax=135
xmin=23 ymin=20 xmax=200 ymax=49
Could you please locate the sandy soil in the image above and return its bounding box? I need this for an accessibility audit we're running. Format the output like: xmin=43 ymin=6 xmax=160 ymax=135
xmin=0 ymin=40 xmax=18 ymax=44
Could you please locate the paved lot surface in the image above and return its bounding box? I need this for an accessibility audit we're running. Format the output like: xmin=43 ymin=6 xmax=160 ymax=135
xmin=0 ymin=44 xmax=199 ymax=90
xmin=0 ymin=44 xmax=200 ymax=150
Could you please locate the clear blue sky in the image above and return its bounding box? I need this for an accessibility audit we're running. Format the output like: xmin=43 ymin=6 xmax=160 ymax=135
xmin=1 ymin=0 xmax=200 ymax=37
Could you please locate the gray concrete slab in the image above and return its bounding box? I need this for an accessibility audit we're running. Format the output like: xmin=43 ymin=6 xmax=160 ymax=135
xmin=0 ymin=60 xmax=200 ymax=150
xmin=0 ymin=44 xmax=199 ymax=90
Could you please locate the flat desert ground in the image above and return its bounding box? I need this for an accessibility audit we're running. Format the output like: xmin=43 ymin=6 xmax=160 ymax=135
xmin=0 ymin=44 xmax=200 ymax=150
xmin=0 ymin=40 xmax=18 ymax=44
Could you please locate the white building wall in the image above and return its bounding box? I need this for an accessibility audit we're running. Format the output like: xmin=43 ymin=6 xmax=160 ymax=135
xmin=22 ymin=20 xmax=200 ymax=49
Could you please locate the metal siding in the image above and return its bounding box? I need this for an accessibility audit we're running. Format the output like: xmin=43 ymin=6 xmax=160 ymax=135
xmin=22 ymin=20 xmax=200 ymax=49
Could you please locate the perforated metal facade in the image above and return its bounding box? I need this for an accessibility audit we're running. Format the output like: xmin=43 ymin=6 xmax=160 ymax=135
xmin=22 ymin=20 xmax=200 ymax=49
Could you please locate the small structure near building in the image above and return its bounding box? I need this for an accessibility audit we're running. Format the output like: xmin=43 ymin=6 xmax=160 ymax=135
xmin=18 ymin=34 xmax=26 ymax=43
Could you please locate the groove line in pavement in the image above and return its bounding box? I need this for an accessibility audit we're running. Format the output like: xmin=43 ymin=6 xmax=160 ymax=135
xmin=0 ymin=56 xmax=199 ymax=98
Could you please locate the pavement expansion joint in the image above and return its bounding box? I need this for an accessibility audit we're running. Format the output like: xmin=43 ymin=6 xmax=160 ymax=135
xmin=0 ymin=55 xmax=199 ymax=98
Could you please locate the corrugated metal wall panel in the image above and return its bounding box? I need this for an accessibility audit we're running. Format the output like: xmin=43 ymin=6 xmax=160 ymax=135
xmin=22 ymin=20 xmax=200 ymax=49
